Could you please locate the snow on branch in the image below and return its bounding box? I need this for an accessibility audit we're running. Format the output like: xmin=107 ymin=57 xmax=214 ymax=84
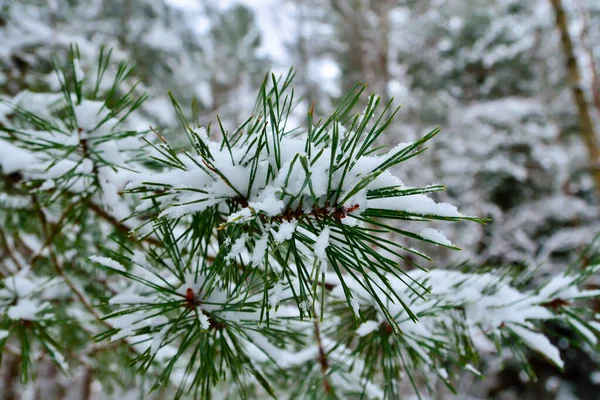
xmin=0 ymin=48 xmax=599 ymax=400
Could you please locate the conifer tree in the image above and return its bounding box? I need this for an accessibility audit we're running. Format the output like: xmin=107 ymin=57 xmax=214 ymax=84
xmin=1 ymin=49 xmax=600 ymax=399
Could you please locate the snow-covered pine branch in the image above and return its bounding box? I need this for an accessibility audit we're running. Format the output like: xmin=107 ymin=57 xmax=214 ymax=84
xmin=0 ymin=49 xmax=599 ymax=399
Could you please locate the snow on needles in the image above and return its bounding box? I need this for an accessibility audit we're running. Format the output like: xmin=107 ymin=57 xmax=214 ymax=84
xmin=89 ymin=255 xmax=126 ymax=272
xmin=73 ymin=58 xmax=85 ymax=82
xmin=314 ymin=227 xmax=330 ymax=260
xmin=338 ymin=266 xmax=600 ymax=369
xmin=122 ymin=111 xmax=469 ymax=278
xmin=0 ymin=270 xmax=57 ymax=322
xmin=420 ymin=228 xmax=454 ymax=247
xmin=128 ymin=128 xmax=466 ymax=227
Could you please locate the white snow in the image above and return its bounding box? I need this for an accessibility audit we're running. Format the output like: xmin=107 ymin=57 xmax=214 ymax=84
xmin=2 ymin=7 xmax=595 ymax=393
xmin=73 ymin=58 xmax=84 ymax=82
xmin=109 ymin=293 xmax=150 ymax=305
xmin=249 ymin=194 xmax=284 ymax=217
xmin=4 ymin=274 xmax=37 ymax=297
xmin=368 ymin=195 xmax=463 ymax=217
xmin=198 ymin=312 xmax=210 ymax=330
xmin=132 ymin=250 xmax=147 ymax=266
xmin=73 ymin=100 xmax=108 ymax=131
xmin=465 ymin=364 xmax=482 ymax=376
xmin=328 ymin=264 xmax=592 ymax=370
xmin=437 ymin=368 xmax=449 ymax=379
xmin=0 ymin=141 xmax=37 ymax=174
xmin=251 ymin=234 xmax=269 ymax=266
xmin=356 ymin=320 xmax=380 ymax=337
xmin=7 ymin=298 xmax=47 ymax=320
xmin=273 ymin=220 xmax=297 ymax=243
xmin=226 ymin=234 xmax=248 ymax=261
xmin=89 ymin=256 xmax=126 ymax=272
xmin=509 ymin=324 xmax=564 ymax=369
xmin=350 ymin=296 xmax=360 ymax=317
xmin=268 ymin=282 xmax=284 ymax=309
xmin=420 ymin=228 xmax=454 ymax=247
xmin=314 ymin=227 xmax=331 ymax=261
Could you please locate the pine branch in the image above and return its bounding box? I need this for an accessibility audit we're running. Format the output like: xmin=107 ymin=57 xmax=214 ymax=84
xmin=1 ymin=46 xmax=599 ymax=400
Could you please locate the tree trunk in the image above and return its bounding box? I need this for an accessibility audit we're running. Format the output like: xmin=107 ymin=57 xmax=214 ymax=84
xmin=1 ymin=353 xmax=20 ymax=400
xmin=549 ymin=0 xmax=600 ymax=201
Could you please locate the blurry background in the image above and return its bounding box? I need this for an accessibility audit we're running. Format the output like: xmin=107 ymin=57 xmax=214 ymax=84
xmin=1 ymin=0 xmax=600 ymax=398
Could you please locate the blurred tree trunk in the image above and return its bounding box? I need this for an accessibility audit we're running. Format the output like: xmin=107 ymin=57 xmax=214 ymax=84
xmin=575 ymin=2 xmax=600 ymax=116
xmin=297 ymin=0 xmax=319 ymax=108
xmin=330 ymin=0 xmax=367 ymax=95
xmin=34 ymin=360 xmax=63 ymax=400
xmin=1 ymin=354 xmax=20 ymax=400
xmin=549 ymin=0 xmax=600 ymax=201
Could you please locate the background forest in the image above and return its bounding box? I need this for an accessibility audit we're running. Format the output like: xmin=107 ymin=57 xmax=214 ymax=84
xmin=1 ymin=0 xmax=600 ymax=399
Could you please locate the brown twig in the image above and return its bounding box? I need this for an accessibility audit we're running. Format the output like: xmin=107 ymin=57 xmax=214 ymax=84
xmin=29 ymin=194 xmax=162 ymax=383
xmin=2 ymin=169 xmax=161 ymax=247
xmin=86 ymin=200 xmax=161 ymax=246
xmin=313 ymin=319 xmax=332 ymax=394
xmin=29 ymin=198 xmax=81 ymax=265
xmin=81 ymin=367 xmax=93 ymax=400
xmin=31 ymin=195 xmax=108 ymax=327
xmin=0 ymin=227 xmax=23 ymax=274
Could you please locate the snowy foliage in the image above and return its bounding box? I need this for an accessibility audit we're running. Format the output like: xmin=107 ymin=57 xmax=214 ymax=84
xmin=1 ymin=0 xmax=600 ymax=398
xmin=0 ymin=49 xmax=599 ymax=399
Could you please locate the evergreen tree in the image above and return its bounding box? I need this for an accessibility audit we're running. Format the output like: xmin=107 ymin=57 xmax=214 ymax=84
xmin=0 ymin=47 xmax=599 ymax=400
xmin=0 ymin=0 xmax=268 ymax=132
